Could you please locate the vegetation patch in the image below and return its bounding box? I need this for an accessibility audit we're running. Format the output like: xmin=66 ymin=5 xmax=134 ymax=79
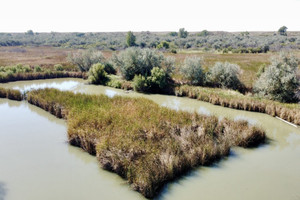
xmin=175 ymin=85 xmax=300 ymax=125
xmin=0 ymin=87 xmax=22 ymax=101
xmin=27 ymin=88 xmax=265 ymax=198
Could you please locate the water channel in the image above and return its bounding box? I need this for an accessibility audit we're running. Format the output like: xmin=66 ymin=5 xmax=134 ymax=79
xmin=0 ymin=78 xmax=299 ymax=200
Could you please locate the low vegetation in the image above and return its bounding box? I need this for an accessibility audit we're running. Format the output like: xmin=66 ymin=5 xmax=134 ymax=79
xmin=175 ymin=85 xmax=300 ymax=125
xmin=27 ymin=88 xmax=265 ymax=198
xmin=0 ymin=87 xmax=22 ymax=101
xmin=0 ymin=29 xmax=299 ymax=52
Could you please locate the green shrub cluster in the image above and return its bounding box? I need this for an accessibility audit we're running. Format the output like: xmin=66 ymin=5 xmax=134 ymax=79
xmin=88 ymin=63 xmax=109 ymax=85
xmin=254 ymin=53 xmax=299 ymax=102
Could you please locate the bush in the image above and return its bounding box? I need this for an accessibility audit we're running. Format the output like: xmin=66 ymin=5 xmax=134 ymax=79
xmin=133 ymin=75 xmax=149 ymax=92
xmin=34 ymin=65 xmax=42 ymax=72
xmin=68 ymin=49 xmax=105 ymax=72
xmin=180 ymin=56 xmax=205 ymax=85
xmin=88 ymin=63 xmax=109 ymax=85
xmin=254 ymin=52 xmax=299 ymax=102
xmin=54 ymin=64 xmax=64 ymax=71
xmin=133 ymin=67 xmax=168 ymax=93
xmin=206 ymin=62 xmax=243 ymax=90
xmin=112 ymin=47 xmax=164 ymax=80
xmin=103 ymin=62 xmax=116 ymax=74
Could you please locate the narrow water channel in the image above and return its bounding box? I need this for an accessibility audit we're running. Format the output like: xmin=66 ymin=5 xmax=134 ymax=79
xmin=1 ymin=78 xmax=299 ymax=200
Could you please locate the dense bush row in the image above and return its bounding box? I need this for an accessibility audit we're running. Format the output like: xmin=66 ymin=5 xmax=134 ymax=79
xmin=0 ymin=31 xmax=299 ymax=52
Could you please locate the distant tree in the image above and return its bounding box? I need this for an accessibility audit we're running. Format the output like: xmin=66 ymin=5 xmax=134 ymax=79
xmin=126 ymin=31 xmax=136 ymax=47
xmin=26 ymin=30 xmax=34 ymax=36
xmin=178 ymin=28 xmax=188 ymax=38
xmin=198 ymin=30 xmax=209 ymax=37
xmin=278 ymin=26 xmax=288 ymax=36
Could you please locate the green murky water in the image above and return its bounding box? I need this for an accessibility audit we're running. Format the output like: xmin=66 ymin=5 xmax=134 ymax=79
xmin=1 ymin=78 xmax=299 ymax=200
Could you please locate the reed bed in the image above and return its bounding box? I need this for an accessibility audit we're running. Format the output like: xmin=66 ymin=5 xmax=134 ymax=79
xmin=27 ymin=88 xmax=265 ymax=198
xmin=0 ymin=71 xmax=86 ymax=83
xmin=175 ymin=85 xmax=300 ymax=126
xmin=0 ymin=87 xmax=23 ymax=101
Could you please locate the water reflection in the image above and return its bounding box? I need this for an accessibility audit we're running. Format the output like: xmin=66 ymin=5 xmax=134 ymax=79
xmin=105 ymin=89 xmax=119 ymax=98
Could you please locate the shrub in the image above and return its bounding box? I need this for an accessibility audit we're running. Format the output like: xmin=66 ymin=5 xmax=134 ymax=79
xmin=180 ymin=56 xmax=205 ymax=85
xmin=133 ymin=67 xmax=167 ymax=93
xmin=133 ymin=75 xmax=149 ymax=92
xmin=112 ymin=47 xmax=164 ymax=80
xmin=163 ymin=56 xmax=176 ymax=75
xmin=88 ymin=63 xmax=109 ymax=85
xmin=34 ymin=65 xmax=42 ymax=72
xmin=206 ymin=62 xmax=243 ymax=90
xmin=68 ymin=49 xmax=105 ymax=72
xmin=157 ymin=41 xmax=170 ymax=49
xmin=103 ymin=62 xmax=116 ymax=74
xmin=148 ymin=67 xmax=167 ymax=91
xmin=254 ymin=52 xmax=299 ymax=102
xmin=54 ymin=64 xmax=64 ymax=71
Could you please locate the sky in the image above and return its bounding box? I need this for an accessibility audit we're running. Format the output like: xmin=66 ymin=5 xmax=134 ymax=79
xmin=1 ymin=0 xmax=300 ymax=32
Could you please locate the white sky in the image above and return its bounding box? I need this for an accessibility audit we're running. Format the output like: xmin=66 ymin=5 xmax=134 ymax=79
xmin=1 ymin=0 xmax=300 ymax=32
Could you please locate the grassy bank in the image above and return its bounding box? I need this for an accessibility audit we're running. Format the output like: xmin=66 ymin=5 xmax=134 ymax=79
xmin=0 ymin=87 xmax=23 ymax=101
xmin=175 ymin=85 xmax=300 ymax=126
xmin=0 ymin=71 xmax=86 ymax=83
xmin=27 ymin=88 xmax=265 ymax=198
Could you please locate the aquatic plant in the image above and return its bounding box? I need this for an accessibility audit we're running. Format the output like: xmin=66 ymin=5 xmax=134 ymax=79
xmin=27 ymin=88 xmax=265 ymax=198
xmin=175 ymin=85 xmax=300 ymax=125
xmin=0 ymin=87 xmax=22 ymax=101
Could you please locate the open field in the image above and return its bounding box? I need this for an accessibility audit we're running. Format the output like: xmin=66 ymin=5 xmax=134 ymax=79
xmin=24 ymin=88 xmax=265 ymax=198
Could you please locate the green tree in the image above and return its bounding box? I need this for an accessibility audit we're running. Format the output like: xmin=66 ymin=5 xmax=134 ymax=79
xmin=178 ymin=28 xmax=188 ymax=38
xmin=126 ymin=31 xmax=136 ymax=47
xmin=278 ymin=26 xmax=288 ymax=36
xmin=26 ymin=30 xmax=34 ymax=36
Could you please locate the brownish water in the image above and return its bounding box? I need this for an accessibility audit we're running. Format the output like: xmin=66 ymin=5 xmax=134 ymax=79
xmin=1 ymin=78 xmax=300 ymax=200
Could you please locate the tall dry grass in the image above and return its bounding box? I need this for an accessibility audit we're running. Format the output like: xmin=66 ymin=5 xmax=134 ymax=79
xmin=27 ymin=88 xmax=265 ymax=198
xmin=0 ymin=87 xmax=23 ymax=101
xmin=175 ymin=85 xmax=300 ymax=125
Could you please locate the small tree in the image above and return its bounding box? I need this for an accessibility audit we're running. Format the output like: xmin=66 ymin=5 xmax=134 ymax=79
xmin=126 ymin=31 xmax=136 ymax=47
xmin=180 ymin=56 xmax=205 ymax=85
xmin=88 ymin=63 xmax=109 ymax=85
xmin=206 ymin=62 xmax=243 ymax=90
xmin=254 ymin=52 xmax=299 ymax=102
xmin=278 ymin=26 xmax=288 ymax=36
xmin=179 ymin=28 xmax=188 ymax=38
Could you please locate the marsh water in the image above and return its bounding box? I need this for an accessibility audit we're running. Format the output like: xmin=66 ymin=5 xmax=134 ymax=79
xmin=0 ymin=78 xmax=300 ymax=200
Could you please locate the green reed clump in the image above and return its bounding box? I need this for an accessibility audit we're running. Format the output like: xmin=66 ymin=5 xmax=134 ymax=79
xmin=0 ymin=87 xmax=23 ymax=101
xmin=175 ymin=85 xmax=300 ymax=125
xmin=27 ymin=88 xmax=265 ymax=198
